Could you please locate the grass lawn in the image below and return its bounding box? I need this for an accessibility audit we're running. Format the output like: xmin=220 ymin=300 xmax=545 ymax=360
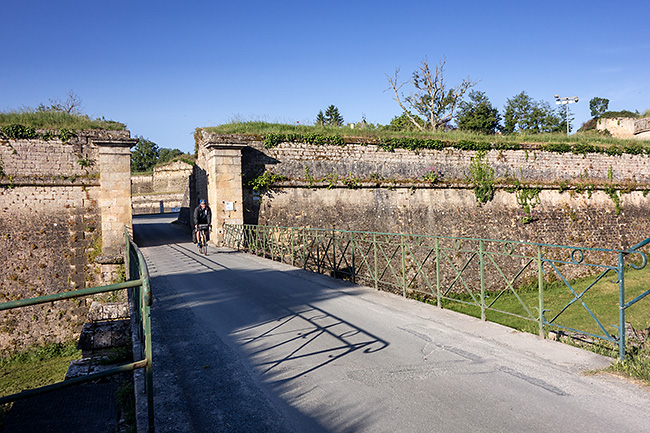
xmin=413 ymin=264 xmax=650 ymax=384
xmin=0 ymin=342 xmax=80 ymax=398
xmin=433 ymin=264 xmax=650 ymax=340
xmin=0 ymin=110 xmax=125 ymax=131
xmin=201 ymin=121 xmax=650 ymax=149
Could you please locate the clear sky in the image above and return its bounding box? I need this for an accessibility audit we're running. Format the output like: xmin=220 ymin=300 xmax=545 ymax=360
xmin=2 ymin=0 xmax=648 ymax=154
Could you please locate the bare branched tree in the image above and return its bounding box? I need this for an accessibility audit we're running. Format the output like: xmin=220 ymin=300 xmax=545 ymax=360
xmin=48 ymin=90 xmax=84 ymax=115
xmin=386 ymin=57 xmax=478 ymax=131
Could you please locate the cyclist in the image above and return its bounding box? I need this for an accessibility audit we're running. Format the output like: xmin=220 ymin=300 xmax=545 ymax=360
xmin=193 ymin=199 xmax=212 ymax=248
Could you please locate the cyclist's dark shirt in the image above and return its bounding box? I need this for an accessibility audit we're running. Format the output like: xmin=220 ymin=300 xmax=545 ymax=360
xmin=193 ymin=205 xmax=212 ymax=226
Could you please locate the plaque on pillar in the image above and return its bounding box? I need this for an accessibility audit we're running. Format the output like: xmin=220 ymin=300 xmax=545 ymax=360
xmin=224 ymin=202 xmax=234 ymax=211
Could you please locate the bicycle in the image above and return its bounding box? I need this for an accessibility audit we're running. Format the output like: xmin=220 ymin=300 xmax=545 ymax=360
xmin=196 ymin=224 xmax=210 ymax=255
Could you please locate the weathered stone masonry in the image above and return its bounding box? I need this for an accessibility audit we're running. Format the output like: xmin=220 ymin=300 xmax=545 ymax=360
xmin=131 ymin=160 xmax=192 ymax=215
xmin=195 ymin=132 xmax=650 ymax=253
xmin=0 ymin=130 xmax=135 ymax=352
xmin=194 ymin=132 xmax=245 ymax=244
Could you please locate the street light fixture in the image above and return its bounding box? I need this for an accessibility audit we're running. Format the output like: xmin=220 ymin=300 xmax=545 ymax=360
xmin=554 ymin=95 xmax=579 ymax=136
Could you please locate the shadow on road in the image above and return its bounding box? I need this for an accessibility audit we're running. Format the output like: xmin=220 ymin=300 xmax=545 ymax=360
xmin=239 ymin=303 xmax=388 ymax=382
xmin=133 ymin=214 xmax=391 ymax=432
xmin=132 ymin=213 xmax=190 ymax=247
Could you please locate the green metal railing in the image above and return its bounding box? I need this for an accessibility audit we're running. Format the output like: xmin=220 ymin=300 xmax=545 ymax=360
xmin=224 ymin=224 xmax=650 ymax=360
xmin=0 ymin=227 xmax=154 ymax=432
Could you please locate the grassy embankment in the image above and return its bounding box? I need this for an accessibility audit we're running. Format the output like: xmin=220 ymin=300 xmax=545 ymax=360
xmin=201 ymin=120 xmax=650 ymax=149
xmin=0 ymin=110 xmax=125 ymax=131
xmin=0 ymin=342 xmax=81 ymax=399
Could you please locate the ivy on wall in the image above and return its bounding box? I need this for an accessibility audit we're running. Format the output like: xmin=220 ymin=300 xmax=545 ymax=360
xmin=505 ymin=179 xmax=541 ymax=223
xmin=246 ymin=170 xmax=288 ymax=192
xmin=466 ymin=150 xmax=495 ymax=205
xmin=0 ymin=124 xmax=77 ymax=143
xmin=262 ymin=132 xmax=650 ymax=157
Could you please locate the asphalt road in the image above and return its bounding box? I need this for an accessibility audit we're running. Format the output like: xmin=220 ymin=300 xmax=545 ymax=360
xmin=134 ymin=214 xmax=650 ymax=433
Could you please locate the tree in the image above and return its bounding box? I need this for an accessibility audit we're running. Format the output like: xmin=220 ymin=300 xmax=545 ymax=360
xmin=131 ymin=136 xmax=159 ymax=172
xmin=315 ymin=110 xmax=326 ymax=126
xmin=503 ymin=92 xmax=565 ymax=134
xmin=315 ymin=105 xmax=344 ymax=127
xmin=456 ymin=91 xmax=501 ymax=134
xmin=589 ymin=97 xmax=609 ymax=118
xmin=385 ymin=112 xmax=425 ymax=131
xmin=38 ymin=90 xmax=84 ymax=115
xmin=321 ymin=105 xmax=344 ymax=127
xmin=386 ymin=57 xmax=477 ymax=131
xmin=158 ymin=148 xmax=185 ymax=165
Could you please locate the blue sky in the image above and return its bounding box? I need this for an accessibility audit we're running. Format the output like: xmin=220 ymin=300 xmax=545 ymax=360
xmin=2 ymin=1 xmax=648 ymax=154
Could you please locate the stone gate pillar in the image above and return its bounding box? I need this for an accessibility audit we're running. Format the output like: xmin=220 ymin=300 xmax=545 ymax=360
xmin=95 ymin=139 xmax=137 ymax=259
xmin=205 ymin=142 xmax=245 ymax=245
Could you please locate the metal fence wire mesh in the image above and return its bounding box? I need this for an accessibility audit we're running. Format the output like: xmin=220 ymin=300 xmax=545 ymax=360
xmin=224 ymin=224 xmax=650 ymax=360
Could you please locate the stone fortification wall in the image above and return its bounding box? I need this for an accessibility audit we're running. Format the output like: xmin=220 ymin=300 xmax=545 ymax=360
xmin=597 ymin=117 xmax=636 ymax=139
xmin=1 ymin=130 xmax=129 ymax=178
xmin=194 ymin=134 xmax=650 ymax=253
xmin=596 ymin=116 xmax=650 ymax=140
xmin=131 ymin=160 xmax=192 ymax=215
xmin=131 ymin=174 xmax=154 ymax=194
xmin=253 ymin=186 xmax=648 ymax=250
xmin=242 ymin=139 xmax=650 ymax=184
xmin=0 ymin=131 xmax=134 ymax=353
xmin=191 ymin=131 xmax=650 ymax=293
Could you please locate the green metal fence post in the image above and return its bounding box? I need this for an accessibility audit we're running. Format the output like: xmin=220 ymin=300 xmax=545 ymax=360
xmin=125 ymin=229 xmax=130 ymax=278
xmin=291 ymin=229 xmax=295 ymax=267
xmin=351 ymin=232 xmax=356 ymax=284
xmin=618 ymin=252 xmax=626 ymax=361
xmin=142 ymin=277 xmax=154 ymax=433
xmin=317 ymin=231 xmax=321 ymax=274
xmin=435 ymin=237 xmax=441 ymax=308
xmin=332 ymin=229 xmax=336 ymax=278
xmin=373 ymin=233 xmax=378 ymax=290
xmin=302 ymin=228 xmax=307 ymax=269
xmin=401 ymin=235 xmax=406 ymax=297
xmin=478 ymin=240 xmax=486 ymax=320
xmin=538 ymin=246 xmax=545 ymax=338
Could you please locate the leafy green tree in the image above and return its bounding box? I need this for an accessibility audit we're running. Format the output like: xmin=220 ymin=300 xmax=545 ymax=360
xmin=503 ymin=92 xmax=565 ymax=134
xmin=324 ymin=105 xmax=344 ymax=127
xmin=456 ymin=91 xmax=501 ymax=134
xmin=385 ymin=112 xmax=425 ymax=131
xmin=131 ymin=136 xmax=159 ymax=172
xmin=386 ymin=57 xmax=477 ymax=131
xmin=589 ymin=97 xmax=609 ymax=118
xmin=157 ymin=148 xmax=185 ymax=165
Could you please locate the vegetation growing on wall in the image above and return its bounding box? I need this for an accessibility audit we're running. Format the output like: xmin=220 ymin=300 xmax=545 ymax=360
xmin=198 ymin=124 xmax=650 ymax=217
xmin=261 ymin=131 xmax=650 ymax=157
xmin=199 ymin=122 xmax=650 ymax=156
xmin=466 ymin=150 xmax=495 ymax=205
xmin=506 ymin=178 xmax=541 ymax=223
xmin=600 ymin=110 xmax=644 ymax=119
xmin=0 ymin=123 xmax=81 ymax=144
xmin=246 ymin=170 xmax=287 ymax=192
xmin=0 ymin=111 xmax=125 ymax=131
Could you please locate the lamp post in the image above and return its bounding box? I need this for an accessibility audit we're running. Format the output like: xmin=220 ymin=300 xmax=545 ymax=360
xmin=554 ymin=95 xmax=579 ymax=136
